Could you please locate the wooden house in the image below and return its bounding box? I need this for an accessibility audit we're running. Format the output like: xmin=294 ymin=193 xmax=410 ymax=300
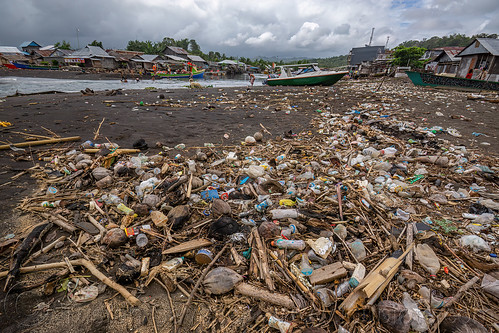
xmin=162 ymin=46 xmax=189 ymax=60
xmin=64 ymin=45 xmax=116 ymax=69
xmin=455 ymin=38 xmax=499 ymax=82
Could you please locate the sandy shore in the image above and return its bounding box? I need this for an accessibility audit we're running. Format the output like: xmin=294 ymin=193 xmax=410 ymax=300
xmin=0 ymin=76 xmax=498 ymax=332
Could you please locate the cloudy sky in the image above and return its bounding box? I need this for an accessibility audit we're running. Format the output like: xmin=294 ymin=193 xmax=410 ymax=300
xmin=0 ymin=0 xmax=497 ymax=58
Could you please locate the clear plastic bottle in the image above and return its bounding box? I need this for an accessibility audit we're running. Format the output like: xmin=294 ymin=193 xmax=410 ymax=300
xmin=415 ymin=244 xmax=440 ymax=277
xmin=271 ymin=239 xmax=306 ymax=250
xmin=136 ymin=233 xmax=148 ymax=248
xmin=267 ymin=314 xmax=291 ymax=333
xmin=271 ymin=209 xmax=299 ymax=220
xmin=300 ymin=253 xmax=313 ymax=276
xmin=162 ymin=257 xmax=184 ymax=271
xmin=418 ymin=286 xmax=447 ymax=308
xmin=334 ymin=280 xmax=351 ymax=297
xmin=281 ymin=224 xmax=297 ymax=238
xmin=316 ymin=288 xmax=332 ymax=307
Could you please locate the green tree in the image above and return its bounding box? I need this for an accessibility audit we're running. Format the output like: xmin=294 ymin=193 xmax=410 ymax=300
xmin=189 ymin=39 xmax=201 ymax=55
xmin=54 ymin=40 xmax=72 ymax=50
xmin=391 ymin=46 xmax=426 ymax=68
xmin=89 ymin=40 xmax=103 ymax=48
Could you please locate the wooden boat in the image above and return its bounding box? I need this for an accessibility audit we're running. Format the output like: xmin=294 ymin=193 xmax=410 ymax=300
xmin=153 ymin=68 xmax=205 ymax=79
xmin=406 ymin=71 xmax=499 ymax=92
xmin=11 ymin=62 xmax=58 ymax=70
xmin=266 ymin=63 xmax=348 ymax=86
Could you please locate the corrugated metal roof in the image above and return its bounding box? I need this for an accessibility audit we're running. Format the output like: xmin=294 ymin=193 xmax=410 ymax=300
xmin=187 ymin=55 xmax=206 ymax=62
xmin=69 ymin=45 xmax=114 ymax=58
xmin=166 ymin=46 xmax=189 ymax=55
xmin=20 ymin=41 xmax=41 ymax=48
xmin=165 ymin=55 xmax=187 ymax=62
xmin=0 ymin=53 xmax=29 ymax=61
xmin=0 ymin=46 xmax=23 ymax=54
xmin=40 ymin=45 xmax=55 ymax=51
xmin=477 ymin=38 xmax=499 ymax=56
xmin=457 ymin=38 xmax=499 ymax=57
xmin=34 ymin=50 xmax=54 ymax=57
xmin=141 ymin=54 xmax=162 ymax=62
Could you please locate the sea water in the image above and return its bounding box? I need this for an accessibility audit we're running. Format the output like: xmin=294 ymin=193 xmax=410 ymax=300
xmin=0 ymin=75 xmax=264 ymax=98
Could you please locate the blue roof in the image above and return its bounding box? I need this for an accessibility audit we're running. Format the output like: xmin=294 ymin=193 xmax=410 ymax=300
xmin=20 ymin=41 xmax=41 ymax=48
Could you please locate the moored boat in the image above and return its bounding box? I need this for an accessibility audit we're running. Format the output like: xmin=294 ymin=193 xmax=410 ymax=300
xmin=265 ymin=63 xmax=348 ymax=86
xmin=406 ymin=71 xmax=499 ymax=92
xmin=153 ymin=69 xmax=205 ymax=79
xmin=11 ymin=62 xmax=59 ymax=70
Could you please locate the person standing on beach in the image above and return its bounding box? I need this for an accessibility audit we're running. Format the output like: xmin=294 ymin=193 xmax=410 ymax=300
xmin=249 ymin=73 xmax=255 ymax=86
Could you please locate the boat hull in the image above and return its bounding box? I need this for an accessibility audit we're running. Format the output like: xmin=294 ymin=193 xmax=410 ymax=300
xmin=153 ymin=70 xmax=205 ymax=79
xmin=12 ymin=62 xmax=58 ymax=70
xmin=267 ymin=71 xmax=347 ymax=86
xmin=406 ymin=71 xmax=499 ymax=92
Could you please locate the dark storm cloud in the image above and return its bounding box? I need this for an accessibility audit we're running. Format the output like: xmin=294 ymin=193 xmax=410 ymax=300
xmin=0 ymin=0 xmax=498 ymax=58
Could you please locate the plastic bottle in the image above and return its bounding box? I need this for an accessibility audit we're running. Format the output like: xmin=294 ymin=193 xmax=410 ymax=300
xmin=102 ymin=194 xmax=123 ymax=205
xmin=418 ymin=286 xmax=447 ymax=308
xmin=349 ymin=239 xmax=366 ymax=261
xmin=117 ymin=203 xmax=134 ymax=215
xmin=415 ymin=244 xmax=440 ymax=277
xmin=271 ymin=209 xmax=299 ymax=220
xmin=163 ymin=257 xmax=184 ymax=272
xmin=271 ymin=239 xmax=306 ymax=250
xmin=255 ymin=198 xmax=272 ymax=212
xmin=281 ymin=224 xmax=297 ymax=238
xmin=334 ymin=280 xmax=351 ymax=298
xmin=276 ymin=163 xmax=288 ymax=171
xmin=349 ymin=263 xmax=366 ymax=288
xmin=300 ymin=252 xmax=313 ymax=276
xmin=380 ymin=147 xmax=397 ymax=157
xmin=136 ymin=233 xmax=148 ymax=248
xmin=267 ymin=314 xmax=291 ymax=333
xmin=41 ymin=200 xmax=61 ymax=208
xmin=316 ymin=288 xmax=332 ymax=307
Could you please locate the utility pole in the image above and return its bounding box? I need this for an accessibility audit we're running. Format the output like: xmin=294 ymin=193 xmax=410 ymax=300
xmin=385 ymin=36 xmax=390 ymax=48
xmin=368 ymin=28 xmax=375 ymax=46
xmin=76 ymin=28 xmax=80 ymax=49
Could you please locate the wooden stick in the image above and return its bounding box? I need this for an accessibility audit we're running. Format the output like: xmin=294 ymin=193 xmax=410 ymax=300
xmin=27 ymin=236 xmax=67 ymax=262
xmin=0 ymin=136 xmax=81 ymax=150
xmin=0 ymin=259 xmax=140 ymax=306
xmin=41 ymin=213 xmax=76 ymax=233
xmin=186 ymin=173 xmax=193 ymax=199
xmin=406 ymin=222 xmax=413 ymax=270
xmin=83 ymin=148 xmax=140 ymax=154
xmin=235 ymin=283 xmax=295 ymax=309
xmin=268 ymin=250 xmax=317 ymax=304
xmin=178 ymin=243 xmax=228 ymax=326
xmin=252 ymin=227 xmax=274 ymax=291
xmin=87 ymin=214 xmax=107 ymax=240
xmin=93 ymin=117 xmax=105 ymax=141
xmin=443 ymin=276 xmax=480 ymax=308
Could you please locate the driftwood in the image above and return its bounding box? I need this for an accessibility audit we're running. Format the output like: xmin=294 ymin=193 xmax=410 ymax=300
xmin=4 ymin=223 xmax=52 ymax=292
xmin=0 ymin=259 xmax=140 ymax=306
xmin=235 ymin=283 xmax=295 ymax=309
xmin=0 ymin=136 xmax=81 ymax=150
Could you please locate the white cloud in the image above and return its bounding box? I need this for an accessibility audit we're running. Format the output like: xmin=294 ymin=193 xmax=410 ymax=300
xmin=245 ymin=32 xmax=276 ymax=45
